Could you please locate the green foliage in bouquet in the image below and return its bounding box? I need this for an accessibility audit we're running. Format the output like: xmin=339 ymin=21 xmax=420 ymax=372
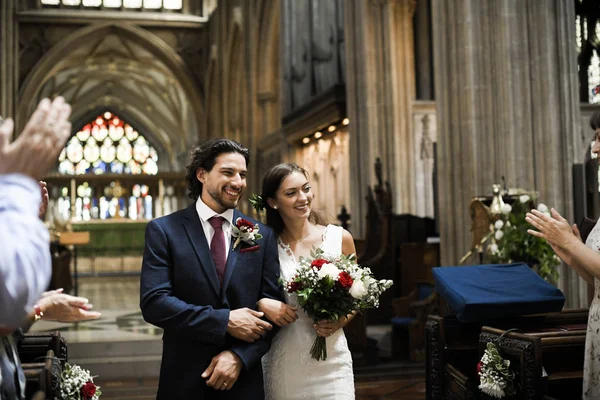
xmin=487 ymin=194 xmax=560 ymax=284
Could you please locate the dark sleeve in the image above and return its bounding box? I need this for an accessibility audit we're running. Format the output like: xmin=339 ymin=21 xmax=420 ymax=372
xmin=230 ymin=226 xmax=283 ymax=369
xmin=140 ymin=220 xmax=230 ymax=344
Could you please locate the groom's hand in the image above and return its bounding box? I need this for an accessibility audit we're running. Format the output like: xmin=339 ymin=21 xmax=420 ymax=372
xmin=227 ymin=307 xmax=272 ymax=343
xmin=202 ymin=350 xmax=242 ymax=390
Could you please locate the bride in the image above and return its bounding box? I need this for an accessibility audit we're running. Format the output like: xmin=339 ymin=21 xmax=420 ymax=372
xmin=258 ymin=163 xmax=356 ymax=400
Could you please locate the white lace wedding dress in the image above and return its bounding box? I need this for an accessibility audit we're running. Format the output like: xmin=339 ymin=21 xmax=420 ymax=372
xmin=583 ymin=220 xmax=600 ymax=399
xmin=262 ymin=224 xmax=355 ymax=400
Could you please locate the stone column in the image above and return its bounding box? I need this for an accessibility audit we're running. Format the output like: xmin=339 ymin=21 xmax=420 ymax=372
xmin=433 ymin=0 xmax=582 ymax=305
xmin=345 ymin=0 xmax=417 ymax=238
xmin=0 ymin=0 xmax=17 ymax=123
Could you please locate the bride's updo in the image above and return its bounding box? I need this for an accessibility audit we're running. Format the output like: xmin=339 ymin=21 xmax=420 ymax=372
xmin=261 ymin=163 xmax=326 ymax=234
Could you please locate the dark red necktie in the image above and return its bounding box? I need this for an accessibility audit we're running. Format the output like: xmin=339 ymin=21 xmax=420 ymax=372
xmin=208 ymin=216 xmax=226 ymax=285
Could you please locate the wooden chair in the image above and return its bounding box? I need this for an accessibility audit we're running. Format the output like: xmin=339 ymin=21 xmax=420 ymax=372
xmin=392 ymin=281 xmax=438 ymax=361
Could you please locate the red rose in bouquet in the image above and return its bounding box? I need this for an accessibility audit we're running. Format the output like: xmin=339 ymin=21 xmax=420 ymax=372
xmin=310 ymin=259 xmax=328 ymax=270
xmin=81 ymin=381 xmax=97 ymax=399
xmin=337 ymin=272 xmax=353 ymax=289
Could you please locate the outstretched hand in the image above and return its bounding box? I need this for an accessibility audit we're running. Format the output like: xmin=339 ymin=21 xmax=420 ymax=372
xmin=37 ymin=289 xmax=101 ymax=322
xmin=525 ymin=208 xmax=577 ymax=249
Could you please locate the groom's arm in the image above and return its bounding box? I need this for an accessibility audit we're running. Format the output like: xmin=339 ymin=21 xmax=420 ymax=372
xmin=230 ymin=226 xmax=283 ymax=369
xmin=140 ymin=219 xmax=230 ymax=344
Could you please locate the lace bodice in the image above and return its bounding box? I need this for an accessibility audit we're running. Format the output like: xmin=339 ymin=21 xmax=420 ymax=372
xmin=262 ymin=225 xmax=354 ymax=399
xmin=583 ymin=219 xmax=600 ymax=398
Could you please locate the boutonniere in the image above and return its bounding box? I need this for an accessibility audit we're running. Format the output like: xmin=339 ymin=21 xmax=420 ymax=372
xmin=232 ymin=217 xmax=263 ymax=251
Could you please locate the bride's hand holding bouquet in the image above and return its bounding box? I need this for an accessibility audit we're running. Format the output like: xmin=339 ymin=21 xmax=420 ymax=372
xmin=284 ymin=248 xmax=393 ymax=361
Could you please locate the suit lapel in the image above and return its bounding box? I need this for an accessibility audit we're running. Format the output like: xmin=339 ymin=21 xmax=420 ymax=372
xmin=181 ymin=204 xmax=220 ymax=298
xmin=222 ymin=210 xmax=241 ymax=295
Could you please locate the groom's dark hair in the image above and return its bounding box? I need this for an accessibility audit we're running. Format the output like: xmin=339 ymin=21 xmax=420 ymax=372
xmin=185 ymin=138 xmax=250 ymax=200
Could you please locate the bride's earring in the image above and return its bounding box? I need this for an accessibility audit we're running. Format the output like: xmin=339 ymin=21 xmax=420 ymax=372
xmin=273 ymin=205 xmax=278 ymax=209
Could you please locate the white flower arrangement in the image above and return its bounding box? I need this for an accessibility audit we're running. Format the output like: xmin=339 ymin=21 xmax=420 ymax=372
xmin=478 ymin=342 xmax=515 ymax=398
xmin=59 ymin=363 xmax=102 ymax=400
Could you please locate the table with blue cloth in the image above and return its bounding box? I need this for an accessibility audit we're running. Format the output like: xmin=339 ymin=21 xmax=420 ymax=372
xmin=425 ymin=263 xmax=587 ymax=400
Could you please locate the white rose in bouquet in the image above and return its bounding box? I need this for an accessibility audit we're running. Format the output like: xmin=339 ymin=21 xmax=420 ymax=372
xmin=349 ymin=280 xmax=368 ymax=299
xmin=317 ymin=263 xmax=341 ymax=280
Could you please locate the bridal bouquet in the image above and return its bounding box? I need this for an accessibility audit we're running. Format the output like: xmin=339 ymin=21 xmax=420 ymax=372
xmin=284 ymin=248 xmax=393 ymax=361
xmin=59 ymin=362 xmax=102 ymax=400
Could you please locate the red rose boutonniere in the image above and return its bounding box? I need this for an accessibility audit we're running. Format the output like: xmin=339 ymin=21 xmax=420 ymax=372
xmin=232 ymin=217 xmax=263 ymax=251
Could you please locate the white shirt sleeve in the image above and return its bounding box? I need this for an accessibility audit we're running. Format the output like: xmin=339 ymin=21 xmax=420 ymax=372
xmin=0 ymin=174 xmax=51 ymax=327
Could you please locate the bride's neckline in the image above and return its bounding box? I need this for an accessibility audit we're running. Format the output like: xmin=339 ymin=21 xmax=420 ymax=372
xmin=278 ymin=224 xmax=331 ymax=260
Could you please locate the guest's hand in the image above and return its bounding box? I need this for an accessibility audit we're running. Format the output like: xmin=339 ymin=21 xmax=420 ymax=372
xmin=526 ymin=208 xmax=577 ymax=249
xmin=314 ymin=317 xmax=346 ymax=338
xmin=227 ymin=307 xmax=272 ymax=343
xmin=0 ymin=97 xmax=71 ymax=180
xmin=36 ymin=291 xmax=101 ymax=322
xmin=572 ymin=224 xmax=582 ymax=242
xmin=257 ymin=298 xmax=298 ymax=326
xmin=201 ymin=350 xmax=242 ymax=390
xmin=39 ymin=181 xmax=49 ymax=219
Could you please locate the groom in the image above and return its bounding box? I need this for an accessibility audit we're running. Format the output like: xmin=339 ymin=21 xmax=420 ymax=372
xmin=140 ymin=138 xmax=282 ymax=399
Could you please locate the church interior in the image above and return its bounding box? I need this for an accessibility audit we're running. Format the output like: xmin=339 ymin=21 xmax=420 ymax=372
xmin=3 ymin=0 xmax=600 ymax=398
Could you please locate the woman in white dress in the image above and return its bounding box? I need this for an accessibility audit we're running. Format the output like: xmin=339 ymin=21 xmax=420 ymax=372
xmin=526 ymin=113 xmax=600 ymax=399
xmin=257 ymin=163 xmax=356 ymax=400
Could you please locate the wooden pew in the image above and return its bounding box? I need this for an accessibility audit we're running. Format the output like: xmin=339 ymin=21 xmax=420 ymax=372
xmin=17 ymin=332 xmax=67 ymax=400
xmin=426 ymin=309 xmax=588 ymax=400
xmin=480 ymin=325 xmax=586 ymax=400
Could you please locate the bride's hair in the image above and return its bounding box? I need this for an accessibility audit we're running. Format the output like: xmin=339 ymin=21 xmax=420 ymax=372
xmin=260 ymin=163 xmax=327 ymax=234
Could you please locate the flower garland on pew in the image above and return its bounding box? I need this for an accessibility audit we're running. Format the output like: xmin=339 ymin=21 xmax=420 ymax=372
xmin=477 ymin=329 xmax=520 ymax=399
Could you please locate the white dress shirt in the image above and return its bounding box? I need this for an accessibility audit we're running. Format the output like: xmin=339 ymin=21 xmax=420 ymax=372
xmin=0 ymin=174 xmax=51 ymax=328
xmin=195 ymin=197 xmax=234 ymax=259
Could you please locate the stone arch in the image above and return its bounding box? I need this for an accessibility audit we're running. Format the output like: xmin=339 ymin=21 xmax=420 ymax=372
xmin=18 ymin=22 xmax=206 ymax=170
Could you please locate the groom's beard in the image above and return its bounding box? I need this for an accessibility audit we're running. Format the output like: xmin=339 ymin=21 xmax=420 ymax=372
xmin=208 ymin=186 xmax=242 ymax=210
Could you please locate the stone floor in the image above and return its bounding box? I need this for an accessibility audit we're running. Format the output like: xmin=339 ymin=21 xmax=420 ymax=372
xmin=31 ymin=276 xmax=425 ymax=399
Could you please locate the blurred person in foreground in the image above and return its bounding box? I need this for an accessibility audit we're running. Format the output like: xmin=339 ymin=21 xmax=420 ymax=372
xmin=0 ymin=97 xmax=73 ymax=399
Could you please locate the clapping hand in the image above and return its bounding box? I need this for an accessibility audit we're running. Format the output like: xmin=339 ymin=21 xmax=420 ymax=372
xmin=0 ymin=97 xmax=71 ymax=180
xmin=526 ymin=208 xmax=577 ymax=249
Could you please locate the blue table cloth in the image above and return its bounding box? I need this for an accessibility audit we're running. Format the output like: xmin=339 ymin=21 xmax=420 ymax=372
xmin=432 ymin=263 xmax=565 ymax=322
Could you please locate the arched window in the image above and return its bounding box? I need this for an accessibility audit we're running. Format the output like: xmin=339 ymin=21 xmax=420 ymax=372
xmin=39 ymin=0 xmax=182 ymax=10
xmin=576 ymin=0 xmax=600 ymax=103
xmin=58 ymin=111 xmax=158 ymax=176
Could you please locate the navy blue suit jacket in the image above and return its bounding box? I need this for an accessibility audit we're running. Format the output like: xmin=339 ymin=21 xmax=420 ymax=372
xmin=140 ymin=204 xmax=282 ymax=399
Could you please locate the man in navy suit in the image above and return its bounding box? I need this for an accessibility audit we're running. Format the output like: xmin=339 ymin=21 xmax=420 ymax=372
xmin=140 ymin=138 xmax=282 ymax=399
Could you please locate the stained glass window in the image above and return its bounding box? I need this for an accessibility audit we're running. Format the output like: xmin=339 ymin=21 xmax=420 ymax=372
xmin=576 ymin=1 xmax=600 ymax=103
xmin=58 ymin=111 xmax=158 ymax=175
